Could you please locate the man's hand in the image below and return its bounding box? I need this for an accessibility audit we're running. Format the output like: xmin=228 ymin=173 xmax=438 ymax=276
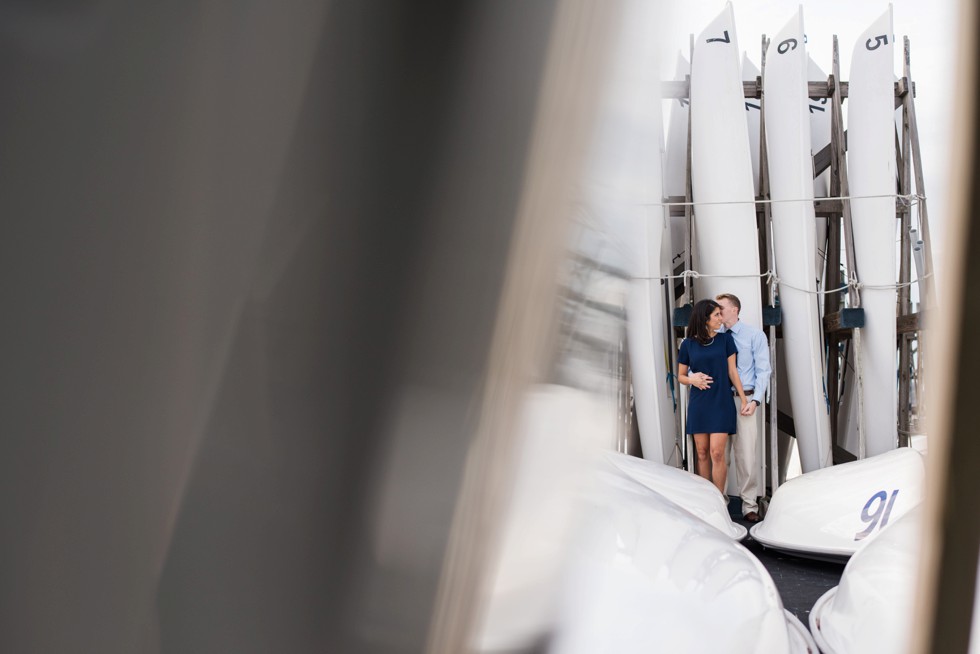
xmin=740 ymin=401 xmax=757 ymax=416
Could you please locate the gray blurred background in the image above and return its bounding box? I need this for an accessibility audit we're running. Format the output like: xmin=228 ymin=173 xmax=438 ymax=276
xmin=0 ymin=1 xmax=609 ymax=652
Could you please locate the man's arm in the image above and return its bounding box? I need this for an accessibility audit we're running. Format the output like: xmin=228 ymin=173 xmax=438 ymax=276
xmin=751 ymin=329 xmax=771 ymax=404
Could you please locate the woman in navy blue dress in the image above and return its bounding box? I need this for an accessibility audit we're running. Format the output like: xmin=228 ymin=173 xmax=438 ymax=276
xmin=677 ymin=299 xmax=749 ymax=495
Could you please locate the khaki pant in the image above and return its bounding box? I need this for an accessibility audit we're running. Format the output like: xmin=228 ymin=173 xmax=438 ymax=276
xmin=732 ymin=397 xmax=761 ymax=515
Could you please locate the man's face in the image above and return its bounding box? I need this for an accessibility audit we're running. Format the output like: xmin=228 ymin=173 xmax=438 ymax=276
xmin=718 ymin=298 xmax=739 ymax=328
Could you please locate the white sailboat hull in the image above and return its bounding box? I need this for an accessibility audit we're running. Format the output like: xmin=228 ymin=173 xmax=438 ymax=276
xmin=691 ymin=2 xmax=762 ymax=327
xmin=743 ymin=55 xmax=762 ymax=196
xmin=627 ymin=271 xmax=676 ymax=464
xmin=764 ymin=9 xmax=833 ymax=473
xmin=604 ymin=451 xmax=747 ymax=540
xmin=809 ymin=506 xmax=980 ymax=654
xmin=843 ymin=6 xmax=898 ymax=456
xmin=808 ymin=57 xmax=832 ymax=291
xmin=809 ymin=507 xmax=922 ymax=653
xmin=750 ymin=448 xmax=925 ymax=559
xmin=551 ymin=462 xmax=815 ymax=653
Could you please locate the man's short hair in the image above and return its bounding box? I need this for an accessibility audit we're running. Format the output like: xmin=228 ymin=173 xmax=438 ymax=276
xmin=715 ymin=293 xmax=741 ymax=312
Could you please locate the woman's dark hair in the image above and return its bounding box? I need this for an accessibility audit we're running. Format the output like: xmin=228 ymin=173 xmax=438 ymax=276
xmin=686 ymin=299 xmax=721 ymax=345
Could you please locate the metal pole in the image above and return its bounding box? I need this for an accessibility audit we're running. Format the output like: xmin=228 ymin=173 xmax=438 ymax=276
xmin=897 ymin=37 xmax=914 ymax=447
xmin=758 ymin=34 xmax=778 ymax=496
xmin=831 ymin=35 xmax=866 ymax=458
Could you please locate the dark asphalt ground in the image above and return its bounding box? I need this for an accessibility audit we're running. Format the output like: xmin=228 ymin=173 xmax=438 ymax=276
xmin=729 ymin=497 xmax=846 ymax=630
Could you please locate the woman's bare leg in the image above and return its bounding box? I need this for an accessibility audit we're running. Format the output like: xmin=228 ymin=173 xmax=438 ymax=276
xmin=693 ymin=434 xmax=711 ymax=482
xmin=709 ymin=433 xmax=729 ymax=496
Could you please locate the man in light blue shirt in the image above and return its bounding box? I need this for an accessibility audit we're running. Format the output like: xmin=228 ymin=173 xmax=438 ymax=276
xmin=717 ymin=293 xmax=771 ymax=522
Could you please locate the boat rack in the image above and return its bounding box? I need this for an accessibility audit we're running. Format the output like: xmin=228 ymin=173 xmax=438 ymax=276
xmin=662 ymin=35 xmax=933 ymax=491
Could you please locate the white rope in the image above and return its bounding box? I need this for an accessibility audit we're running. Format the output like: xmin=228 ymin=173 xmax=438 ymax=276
xmin=632 ymin=268 xmax=934 ymax=296
xmin=643 ymin=192 xmax=924 ymax=208
xmin=856 ymin=272 xmax=934 ymax=291
xmin=631 ymin=268 xmax=774 ymax=284
xmin=663 ymin=269 xmax=773 ymax=282
xmin=775 ymin=279 xmax=850 ymax=296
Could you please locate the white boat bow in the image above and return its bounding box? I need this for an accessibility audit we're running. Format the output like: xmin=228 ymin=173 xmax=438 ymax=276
xmin=603 ymin=450 xmax=747 ymax=540
xmin=550 ymin=466 xmax=815 ymax=653
xmin=750 ymin=448 xmax=925 ymax=560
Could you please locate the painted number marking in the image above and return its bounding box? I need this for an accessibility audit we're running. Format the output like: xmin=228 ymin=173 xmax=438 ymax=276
xmin=777 ymin=38 xmax=798 ymax=54
xmin=854 ymin=489 xmax=899 ymax=541
xmin=706 ymin=30 xmax=730 ymax=44
xmin=866 ymin=34 xmax=889 ymax=51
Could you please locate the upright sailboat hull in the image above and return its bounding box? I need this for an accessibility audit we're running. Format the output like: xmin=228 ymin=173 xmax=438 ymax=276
xmin=743 ymin=55 xmax=762 ymax=196
xmin=842 ymin=7 xmax=898 ymax=456
xmin=809 ymin=58 xmax=832 ymax=286
xmin=691 ymin=2 xmax=762 ymax=327
xmin=764 ymin=9 xmax=833 ymax=472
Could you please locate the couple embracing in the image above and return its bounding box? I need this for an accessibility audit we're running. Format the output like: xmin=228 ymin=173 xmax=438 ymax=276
xmin=677 ymin=294 xmax=771 ymax=523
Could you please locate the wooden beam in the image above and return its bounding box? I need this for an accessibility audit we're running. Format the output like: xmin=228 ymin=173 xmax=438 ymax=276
xmin=813 ymin=196 xmax=911 ymax=217
xmin=810 ymin=80 xmax=844 ymax=98
xmin=826 ymin=58 xmax=843 ymax=446
xmin=666 ymin=195 xmax=909 ymax=218
xmin=812 ymin=132 xmax=845 ymax=178
xmin=903 ymin=53 xmax=936 ymax=310
xmin=896 ymin=76 xmax=913 ymax=97
xmin=659 ymin=78 xmax=909 ymax=101
xmin=898 ymin=311 xmax=927 ymax=335
xmin=814 ymin=198 xmax=843 ymax=215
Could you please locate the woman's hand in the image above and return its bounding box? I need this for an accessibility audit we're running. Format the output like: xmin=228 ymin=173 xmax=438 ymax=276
xmin=739 ymin=399 xmax=754 ymax=416
xmin=690 ymin=372 xmax=713 ymax=390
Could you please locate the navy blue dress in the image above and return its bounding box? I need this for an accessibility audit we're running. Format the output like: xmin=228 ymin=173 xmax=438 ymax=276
xmin=678 ymin=332 xmax=738 ymax=435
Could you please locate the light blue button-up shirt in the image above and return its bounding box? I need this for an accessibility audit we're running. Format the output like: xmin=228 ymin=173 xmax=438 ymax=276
xmin=721 ymin=320 xmax=771 ymax=404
